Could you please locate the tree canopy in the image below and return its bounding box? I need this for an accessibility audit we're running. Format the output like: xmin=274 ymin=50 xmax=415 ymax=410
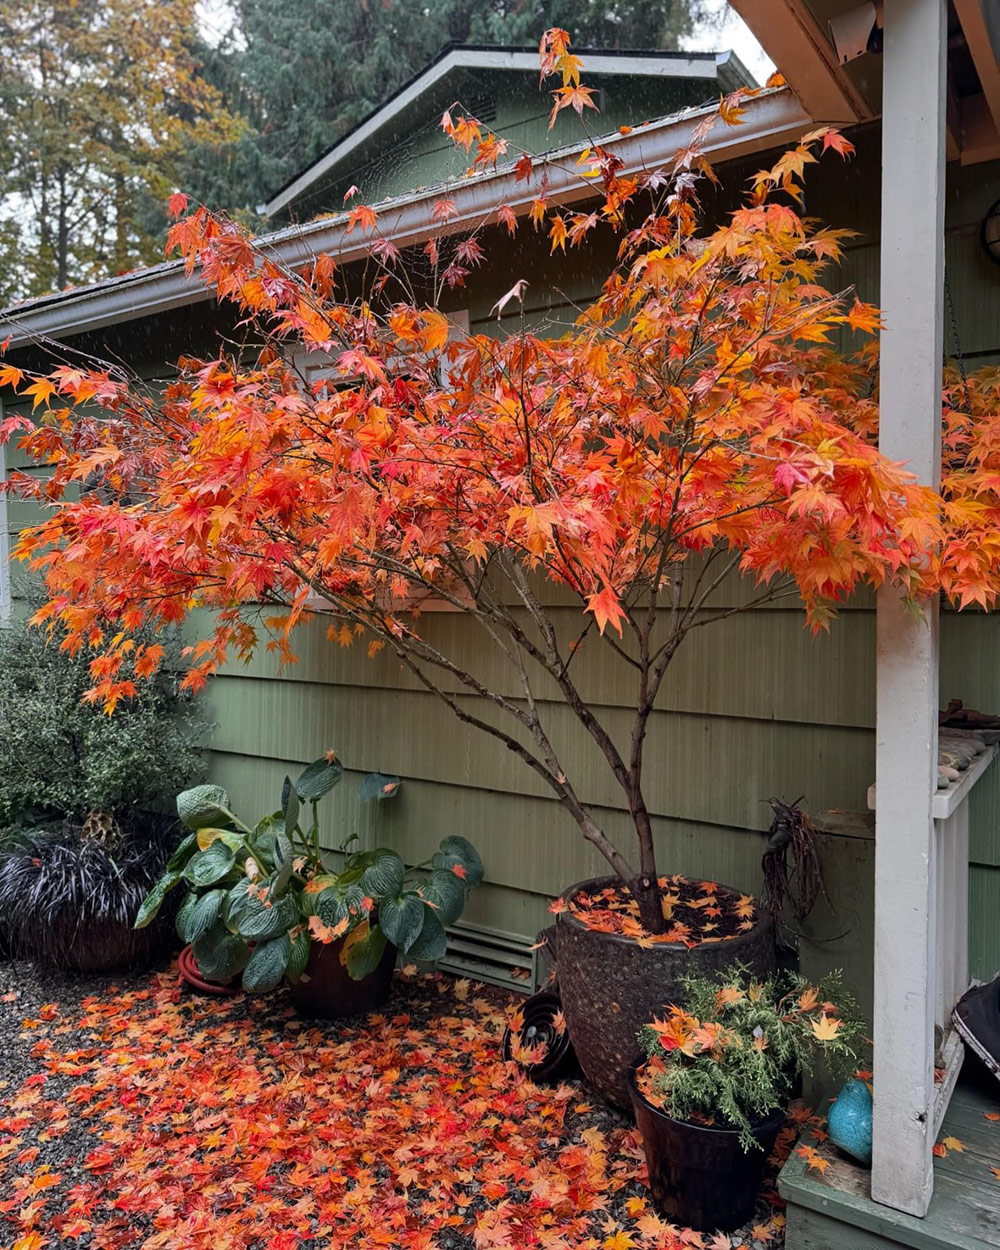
xmin=5 ymin=36 xmax=996 ymax=932
xmin=181 ymin=0 xmax=718 ymax=219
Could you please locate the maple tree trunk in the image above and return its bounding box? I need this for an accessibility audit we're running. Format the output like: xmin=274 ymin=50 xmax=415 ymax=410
xmin=628 ymin=870 xmax=665 ymax=934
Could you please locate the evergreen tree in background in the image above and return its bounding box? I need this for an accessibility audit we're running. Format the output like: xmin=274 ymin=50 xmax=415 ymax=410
xmin=182 ymin=0 xmax=716 ymax=221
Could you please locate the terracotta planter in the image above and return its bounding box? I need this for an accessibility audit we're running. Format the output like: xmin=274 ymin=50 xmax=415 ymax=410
xmin=628 ymin=1058 xmax=783 ymax=1232
xmin=555 ymin=875 xmax=775 ymax=1108
xmin=290 ymin=933 xmax=398 ymax=1019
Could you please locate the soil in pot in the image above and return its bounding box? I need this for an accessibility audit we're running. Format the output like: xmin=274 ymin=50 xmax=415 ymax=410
xmin=290 ymin=932 xmax=398 ymax=1019
xmin=556 ymin=875 xmax=775 ymax=1108
xmin=628 ymin=1058 xmax=783 ymax=1232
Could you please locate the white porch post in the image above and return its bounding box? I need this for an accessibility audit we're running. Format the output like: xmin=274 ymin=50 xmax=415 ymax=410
xmin=872 ymin=0 xmax=947 ymax=1218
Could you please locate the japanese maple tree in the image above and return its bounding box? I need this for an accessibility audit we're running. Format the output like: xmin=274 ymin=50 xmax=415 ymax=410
xmin=3 ymin=33 xmax=998 ymax=934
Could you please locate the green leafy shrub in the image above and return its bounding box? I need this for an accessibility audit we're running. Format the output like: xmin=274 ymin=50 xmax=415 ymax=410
xmin=0 ymin=613 xmax=206 ymax=825
xmin=136 ymin=752 xmax=483 ymax=992
xmin=635 ymin=966 xmax=862 ymax=1150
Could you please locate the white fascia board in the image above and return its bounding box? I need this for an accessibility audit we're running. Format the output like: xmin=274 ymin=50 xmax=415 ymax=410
xmin=1 ymin=89 xmax=811 ymax=352
xmin=264 ymin=47 xmax=728 ymax=217
xmin=715 ymin=50 xmax=757 ymax=94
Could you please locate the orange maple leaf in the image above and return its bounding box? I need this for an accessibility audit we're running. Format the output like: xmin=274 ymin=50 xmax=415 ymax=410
xmin=586 ymin=587 xmax=628 ymax=637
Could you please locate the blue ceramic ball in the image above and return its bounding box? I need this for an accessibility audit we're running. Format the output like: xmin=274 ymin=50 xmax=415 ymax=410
xmin=828 ymin=1078 xmax=873 ymax=1166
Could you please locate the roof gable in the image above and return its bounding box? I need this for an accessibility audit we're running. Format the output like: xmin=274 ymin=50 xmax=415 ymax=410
xmin=264 ymin=44 xmax=754 ymax=219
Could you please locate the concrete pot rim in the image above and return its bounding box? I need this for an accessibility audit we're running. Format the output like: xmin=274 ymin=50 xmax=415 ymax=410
xmin=556 ymin=873 xmax=773 ymax=952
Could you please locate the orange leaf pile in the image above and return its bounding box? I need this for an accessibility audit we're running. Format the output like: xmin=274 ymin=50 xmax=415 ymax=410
xmin=566 ymin=878 xmax=758 ymax=947
xmin=0 ymin=968 xmax=802 ymax=1249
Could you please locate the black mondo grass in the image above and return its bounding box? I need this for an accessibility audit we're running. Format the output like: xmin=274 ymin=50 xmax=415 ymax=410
xmin=0 ymin=817 xmax=181 ymax=972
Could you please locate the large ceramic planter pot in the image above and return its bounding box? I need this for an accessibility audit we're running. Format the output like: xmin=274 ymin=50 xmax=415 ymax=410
xmin=290 ymin=933 xmax=398 ymax=1019
xmin=628 ymin=1058 xmax=783 ymax=1232
xmin=556 ymin=875 xmax=775 ymax=1108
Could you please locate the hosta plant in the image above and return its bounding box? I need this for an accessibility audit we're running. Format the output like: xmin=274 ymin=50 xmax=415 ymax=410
xmin=135 ymin=752 xmax=483 ymax=992
xmin=635 ymin=966 xmax=861 ymax=1150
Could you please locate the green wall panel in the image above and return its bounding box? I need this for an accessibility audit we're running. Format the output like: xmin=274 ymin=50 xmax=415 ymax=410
xmin=207 ymin=603 xmax=877 ymax=728
xmin=206 ymin=674 xmax=875 ymax=832
xmin=969 ymin=866 xmax=1000 ymax=981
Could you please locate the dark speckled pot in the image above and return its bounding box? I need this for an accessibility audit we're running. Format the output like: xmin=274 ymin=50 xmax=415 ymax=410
xmin=555 ymin=875 xmax=776 ymax=1108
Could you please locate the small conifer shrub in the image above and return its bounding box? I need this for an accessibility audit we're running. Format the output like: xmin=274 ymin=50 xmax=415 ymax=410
xmin=635 ymin=966 xmax=862 ymax=1150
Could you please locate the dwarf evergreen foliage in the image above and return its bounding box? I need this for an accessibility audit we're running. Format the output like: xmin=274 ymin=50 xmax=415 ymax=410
xmin=0 ymin=615 xmax=206 ymax=827
xmin=636 ymin=966 xmax=862 ymax=1151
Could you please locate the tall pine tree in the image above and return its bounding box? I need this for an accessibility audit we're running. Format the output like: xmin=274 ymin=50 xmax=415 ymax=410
xmin=0 ymin=0 xmax=240 ymax=302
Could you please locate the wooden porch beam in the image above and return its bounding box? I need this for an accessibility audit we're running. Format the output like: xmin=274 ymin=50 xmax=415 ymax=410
xmin=872 ymin=0 xmax=947 ymax=1220
xmin=953 ymin=0 xmax=1000 ymax=137
xmin=729 ymin=0 xmax=872 ymax=121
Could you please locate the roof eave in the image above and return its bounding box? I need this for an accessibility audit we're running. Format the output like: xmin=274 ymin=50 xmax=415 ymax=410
xmin=1 ymin=89 xmax=811 ymax=352
xmin=263 ymin=45 xmax=754 ymax=218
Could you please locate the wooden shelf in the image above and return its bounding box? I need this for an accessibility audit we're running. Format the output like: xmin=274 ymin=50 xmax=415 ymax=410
xmin=866 ymin=746 xmax=997 ymax=821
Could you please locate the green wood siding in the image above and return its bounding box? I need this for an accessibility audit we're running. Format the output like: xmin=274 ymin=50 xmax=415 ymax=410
xmin=287 ymin=68 xmax=723 ymax=220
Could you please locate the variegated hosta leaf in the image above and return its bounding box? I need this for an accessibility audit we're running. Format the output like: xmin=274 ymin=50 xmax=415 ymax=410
xmin=177 ymin=888 xmax=224 ymax=944
xmin=242 ymin=933 xmax=291 ymax=993
xmin=405 ymin=908 xmax=447 ymax=962
xmin=177 ymin=784 xmax=233 ymax=831
xmin=295 ymin=755 xmax=344 ymax=801
xmin=421 ymin=869 xmax=467 ymax=927
xmin=431 ymin=835 xmax=484 ymax=888
xmin=359 ymin=849 xmax=405 ymax=900
xmin=378 ymin=894 xmax=425 ymax=952
xmin=286 ymin=929 xmax=311 ymax=983
xmin=235 ymin=891 xmax=300 ymax=941
xmin=184 ymin=841 xmax=237 ymax=887
xmin=191 ymin=925 xmax=251 ymax=982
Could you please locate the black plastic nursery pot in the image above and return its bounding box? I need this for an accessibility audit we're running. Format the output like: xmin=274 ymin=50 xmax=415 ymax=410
xmin=290 ymin=932 xmax=398 ymax=1019
xmin=628 ymin=1059 xmax=783 ymax=1233
xmin=555 ymin=875 xmax=776 ymax=1108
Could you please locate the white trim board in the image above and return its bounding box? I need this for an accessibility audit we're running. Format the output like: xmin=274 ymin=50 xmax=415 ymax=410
xmin=263 ymin=46 xmax=753 ymax=217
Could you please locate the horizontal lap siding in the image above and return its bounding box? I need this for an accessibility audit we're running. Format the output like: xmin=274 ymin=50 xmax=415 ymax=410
xmin=215 ymin=602 xmax=877 ymax=725
xmin=206 ymin=596 xmax=881 ymax=1009
xmin=206 ymin=652 xmax=876 ymax=826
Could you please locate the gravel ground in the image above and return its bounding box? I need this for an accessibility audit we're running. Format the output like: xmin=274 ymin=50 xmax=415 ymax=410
xmin=0 ymin=954 xmax=794 ymax=1250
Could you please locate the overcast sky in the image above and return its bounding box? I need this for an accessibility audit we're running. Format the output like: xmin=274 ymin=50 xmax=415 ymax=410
xmin=682 ymin=1 xmax=774 ymax=83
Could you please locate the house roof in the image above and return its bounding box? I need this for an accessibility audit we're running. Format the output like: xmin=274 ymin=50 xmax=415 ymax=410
xmin=263 ymin=43 xmax=757 ymax=218
xmin=0 ymin=87 xmax=809 ymax=352
xmin=730 ymin=0 xmax=1000 ymax=163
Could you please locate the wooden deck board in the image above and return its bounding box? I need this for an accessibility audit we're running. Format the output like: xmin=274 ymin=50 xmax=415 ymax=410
xmin=780 ymin=1076 xmax=1000 ymax=1250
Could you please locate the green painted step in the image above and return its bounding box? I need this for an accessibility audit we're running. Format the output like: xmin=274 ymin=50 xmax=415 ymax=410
xmin=779 ymin=1075 xmax=1000 ymax=1250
